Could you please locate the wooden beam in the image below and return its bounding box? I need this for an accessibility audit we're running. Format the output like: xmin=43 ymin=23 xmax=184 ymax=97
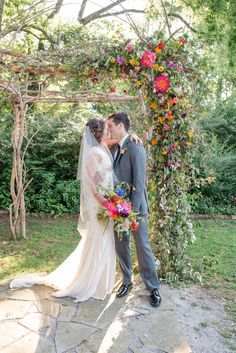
xmin=22 ymin=95 xmax=140 ymax=104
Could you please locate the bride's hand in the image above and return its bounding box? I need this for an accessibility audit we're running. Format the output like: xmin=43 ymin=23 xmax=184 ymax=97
xmin=130 ymin=133 xmax=143 ymax=145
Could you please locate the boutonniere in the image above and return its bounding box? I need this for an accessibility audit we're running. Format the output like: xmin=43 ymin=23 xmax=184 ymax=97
xmin=120 ymin=147 xmax=128 ymax=155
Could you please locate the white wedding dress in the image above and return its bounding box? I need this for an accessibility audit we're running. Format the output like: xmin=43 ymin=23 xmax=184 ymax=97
xmin=10 ymin=131 xmax=116 ymax=302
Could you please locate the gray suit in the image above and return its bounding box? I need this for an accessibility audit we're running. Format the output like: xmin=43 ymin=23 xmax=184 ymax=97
xmin=113 ymin=136 xmax=159 ymax=291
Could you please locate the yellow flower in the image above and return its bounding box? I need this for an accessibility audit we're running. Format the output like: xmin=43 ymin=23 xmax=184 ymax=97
xmin=186 ymin=141 xmax=192 ymax=145
xmin=159 ymin=117 xmax=165 ymax=124
xmin=158 ymin=66 xmax=165 ymax=72
xmin=129 ymin=59 xmax=135 ymax=66
xmin=151 ymin=102 xmax=157 ymax=109
xmin=188 ymin=131 xmax=193 ymax=138
xmin=180 ymin=99 xmax=189 ymax=106
xmin=110 ymin=58 xmax=116 ymax=64
xmin=155 ymin=48 xmax=161 ymax=54
xmin=152 ymin=64 xmax=158 ymax=70
xmin=134 ymin=61 xmax=140 ymax=66
xmin=136 ymin=80 xmax=142 ymax=86
xmin=162 ymin=150 xmax=168 ymax=155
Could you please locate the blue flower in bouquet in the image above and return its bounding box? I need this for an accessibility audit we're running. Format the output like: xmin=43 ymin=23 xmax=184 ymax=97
xmin=116 ymin=187 xmax=125 ymax=197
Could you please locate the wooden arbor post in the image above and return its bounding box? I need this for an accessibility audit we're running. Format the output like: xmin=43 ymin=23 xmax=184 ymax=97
xmin=9 ymin=93 xmax=29 ymax=240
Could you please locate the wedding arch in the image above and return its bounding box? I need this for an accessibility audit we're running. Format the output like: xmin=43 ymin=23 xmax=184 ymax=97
xmin=0 ymin=36 xmax=197 ymax=281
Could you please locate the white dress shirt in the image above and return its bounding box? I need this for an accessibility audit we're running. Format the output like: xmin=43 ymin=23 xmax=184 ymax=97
xmin=114 ymin=133 xmax=129 ymax=160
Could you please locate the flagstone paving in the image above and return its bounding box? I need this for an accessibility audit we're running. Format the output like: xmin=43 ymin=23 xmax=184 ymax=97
xmin=0 ymin=275 xmax=192 ymax=353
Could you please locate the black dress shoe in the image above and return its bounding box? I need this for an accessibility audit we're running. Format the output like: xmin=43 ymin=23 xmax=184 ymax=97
xmin=150 ymin=288 xmax=161 ymax=307
xmin=116 ymin=283 xmax=133 ymax=298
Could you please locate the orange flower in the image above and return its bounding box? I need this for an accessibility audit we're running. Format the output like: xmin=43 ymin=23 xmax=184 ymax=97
xmin=151 ymin=139 xmax=158 ymax=145
xmin=167 ymin=115 xmax=173 ymax=121
xmin=155 ymin=47 xmax=161 ymax=54
xmin=152 ymin=64 xmax=158 ymax=70
xmin=168 ymin=100 xmax=174 ymax=107
xmin=151 ymin=102 xmax=157 ymax=109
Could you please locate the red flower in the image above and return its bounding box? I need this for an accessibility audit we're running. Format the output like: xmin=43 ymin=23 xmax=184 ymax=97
xmin=141 ymin=51 xmax=156 ymax=67
xmin=180 ymin=38 xmax=185 ymax=45
xmin=92 ymin=77 xmax=99 ymax=82
xmin=109 ymin=87 xmax=116 ymax=93
xmin=131 ymin=221 xmax=139 ymax=231
xmin=157 ymin=42 xmax=165 ymax=49
xmin=153 ymin=75 xmax=170 ymax=92
xmin=89 ymin=69 xmax=95 ymax=76
xmin=111 ymin=195 xmax=121 ymax=202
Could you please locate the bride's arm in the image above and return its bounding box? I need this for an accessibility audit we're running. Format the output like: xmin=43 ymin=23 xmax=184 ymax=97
xmin=86 ymin=152 xmax=106 ymax=204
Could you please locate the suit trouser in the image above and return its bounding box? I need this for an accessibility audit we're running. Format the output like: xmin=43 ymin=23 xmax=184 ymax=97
xmin=114 ymin=215 xmax=159 ymax=291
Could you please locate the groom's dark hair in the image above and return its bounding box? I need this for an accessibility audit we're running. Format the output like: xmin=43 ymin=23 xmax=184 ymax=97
xmin=108 ymin=112 xmax=130 ymax=132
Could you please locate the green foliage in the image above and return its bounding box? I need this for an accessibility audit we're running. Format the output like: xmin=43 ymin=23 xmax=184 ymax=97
xmin=190 ymin=96 xmax=236 ymax=214
xmin=0 ymin=105 xmax=89 ymax=213
xmin=25 ymin=172 xmax=80 ymax=214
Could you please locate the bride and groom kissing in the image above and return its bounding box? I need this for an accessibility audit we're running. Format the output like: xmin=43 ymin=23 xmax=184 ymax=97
xmin=10 ymin=112 xmax=161 ymax=308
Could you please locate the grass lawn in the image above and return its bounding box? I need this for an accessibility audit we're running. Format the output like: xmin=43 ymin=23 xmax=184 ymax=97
xmin=0 ymin=214 xmax=80 ymax=280
xmin=187 ymin=220 xmax=236 ymax=292
xmin=0 ymin=216 xmax=235 ymax=288
xmin=0 ymin=215 xmax=235 ymax=323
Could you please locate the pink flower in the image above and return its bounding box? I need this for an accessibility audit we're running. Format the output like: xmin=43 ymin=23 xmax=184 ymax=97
xmin=153 ymin=75 xmax=170 ymax=93
xmin=174 ymin=162 xmax=181 ymax=168
xmin=177 ymin=66 xmax=184 ymax=72
xmin=163 ymin=125 xmax=169 ymax=131
xmin=125 ymin=42 xmax=133 ymax=52
xmin=101 ymin=50 xmax=106 ymax=56
xmin=120 ymin=201 xmax=132 ymax=214
xmin=141 ymin=51 xmax=156 ymax=67
xmin=172 ymin=143 xmax=177 ymax=149
xmin=120 ymin=73 xmax=128 ymax=78
xmin=173 ymin=97 xmax=179 ymax=103
xmin=103 ymin=201 xmax=118 ymax=217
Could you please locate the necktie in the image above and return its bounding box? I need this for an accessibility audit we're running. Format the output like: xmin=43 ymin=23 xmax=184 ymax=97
xmin=114 ymin=145 xmax=120 ymax=166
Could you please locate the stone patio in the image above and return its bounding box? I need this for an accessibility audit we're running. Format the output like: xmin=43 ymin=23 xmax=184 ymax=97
xmin=0 ymin=275 xmax=192 ymax=353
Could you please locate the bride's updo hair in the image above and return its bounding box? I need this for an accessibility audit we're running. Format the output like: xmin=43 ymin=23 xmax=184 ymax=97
xmin=86 ymin=118 xmax=105 ymax=143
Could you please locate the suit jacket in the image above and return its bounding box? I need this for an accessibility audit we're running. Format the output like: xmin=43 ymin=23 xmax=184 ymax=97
xmin=113 ymin=136 xmax=148 ymax=215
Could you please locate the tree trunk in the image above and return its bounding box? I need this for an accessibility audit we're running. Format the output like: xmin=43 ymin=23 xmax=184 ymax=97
xmin=9 ymin=102 xmax=27 ymax=239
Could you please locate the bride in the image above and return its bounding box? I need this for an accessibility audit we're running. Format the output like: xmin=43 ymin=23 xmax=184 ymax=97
xmin=10 ymin=118 xmax=117 ymax=302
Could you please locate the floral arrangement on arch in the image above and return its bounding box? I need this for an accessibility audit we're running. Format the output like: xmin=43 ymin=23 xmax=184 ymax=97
xmin=82 ymin=36 xmax=194 ymax=173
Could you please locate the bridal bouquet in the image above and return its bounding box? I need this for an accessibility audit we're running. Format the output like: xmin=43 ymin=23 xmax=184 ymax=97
xmin=97 ymin=182 xmax=139 ymax=238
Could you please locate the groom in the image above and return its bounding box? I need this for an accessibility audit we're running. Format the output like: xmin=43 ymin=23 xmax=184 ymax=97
xmin=107 ymin=112 xmax=161 ymax=307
